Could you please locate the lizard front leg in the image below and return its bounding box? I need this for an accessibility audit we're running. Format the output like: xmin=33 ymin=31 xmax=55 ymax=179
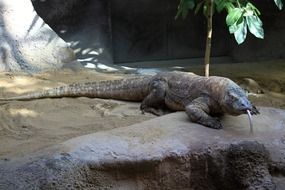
xmin=185 ymin=97 xmax=223 ymax=129
xmin=140 ymin=78 xmax=167 ymax=116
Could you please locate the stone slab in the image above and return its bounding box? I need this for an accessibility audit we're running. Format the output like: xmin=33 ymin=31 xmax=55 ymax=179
xmin=0 ymin=107 xmax=285 ymax=189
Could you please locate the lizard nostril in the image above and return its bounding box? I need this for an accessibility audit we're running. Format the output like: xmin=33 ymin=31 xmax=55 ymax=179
xmin=240 ymin=102 xmax=251 ymax=112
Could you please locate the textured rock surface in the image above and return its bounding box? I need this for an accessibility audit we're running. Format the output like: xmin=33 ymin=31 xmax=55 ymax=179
xmin=32 ymin=0 xmax=113 ymax=69
xmin=0 ymin=107 xmax=285 ymax=189
xmin=0 ymin=0 xmax=76 ymax=72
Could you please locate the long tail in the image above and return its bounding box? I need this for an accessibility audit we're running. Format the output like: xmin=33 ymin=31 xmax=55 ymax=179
xmin=0 ymin=77 xmax=151 ymax=102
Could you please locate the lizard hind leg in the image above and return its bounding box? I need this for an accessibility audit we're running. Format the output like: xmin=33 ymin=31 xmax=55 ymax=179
xmin=140 ymin=78 xmax=168 ymax=116
xmin=185 ymin=97 xmax=223 ymax=129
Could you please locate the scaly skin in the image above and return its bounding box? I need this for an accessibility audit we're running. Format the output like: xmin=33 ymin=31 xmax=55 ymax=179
xmin=0 ymin=71 xmax=259 ymax=129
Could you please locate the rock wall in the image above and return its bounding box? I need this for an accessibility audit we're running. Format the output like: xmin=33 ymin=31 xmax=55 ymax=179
xmin=31 ymin=0 xmax=285 ymax=66
xmin=31 ymin=0 xmax=113 ymax=69
xmin=0 ymin=0 xmax=76 ymax=72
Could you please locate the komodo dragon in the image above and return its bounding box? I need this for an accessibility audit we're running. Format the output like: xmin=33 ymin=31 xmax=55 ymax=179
xmin=0 ymin=71 xmax=259 ymax=129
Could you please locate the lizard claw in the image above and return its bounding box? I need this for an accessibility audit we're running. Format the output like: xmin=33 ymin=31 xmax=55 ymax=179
xmin=140 ymin=104 xmax=164 ymax=116
xmin=208 ymin=120 xmax=223 ymax=129
xmin=202 ymin=118 xmax=223 ymax=129
xmin=140 ymin=104 xmax=146 ymax=114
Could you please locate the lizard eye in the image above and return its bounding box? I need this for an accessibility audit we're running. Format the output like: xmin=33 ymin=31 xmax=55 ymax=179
xmin=228 ymin=93 xmax=238 ymax=101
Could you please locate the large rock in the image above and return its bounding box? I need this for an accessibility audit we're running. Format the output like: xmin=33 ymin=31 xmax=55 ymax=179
xmin=1 ymin=107 xmax=285 ymax=189
xmin=0 ymin=0 xmax=76 ymax=72
xmin=32 ymin=0 xmax=113 ymax=69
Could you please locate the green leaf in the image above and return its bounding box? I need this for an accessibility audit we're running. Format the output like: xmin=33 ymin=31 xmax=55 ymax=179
xmin=185 ymin=0 xmax=196 ymax=9
xmin=246 ymin=15 xmax=264 ymax=39
xmin=175 ymin=0 xmax=196 ymax=19
xmin=215 ymin=0 xmax=234 ymax=12
xmin=243 ymin=9 xmax=254 ymax=17
xmin=274 ymin=0 xmax=283 ymax=10
xmin=233 ymin=19 xmax=247 ymax=44
xmin=226 ymin=8 xmax=243 ymax=26
xmin=215 ymin=0 xmax=225 ymax=12
xmin=228 ymin=16 xmax=244 ymax=33
xmin=246 ymin=2 xmax=261 ymax=15
xmin=244 ymin=3 xmax=255 ymax=17
xmin=229 ymin=24 xmax=238 ymax=34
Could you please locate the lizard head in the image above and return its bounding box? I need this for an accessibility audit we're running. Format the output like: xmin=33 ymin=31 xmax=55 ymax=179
xmin=222 ymin=85 xmax=259 ymax=116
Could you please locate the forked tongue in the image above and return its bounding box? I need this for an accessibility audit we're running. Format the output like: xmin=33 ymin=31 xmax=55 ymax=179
xmin=247 ymin=110 xmax=253 ymax=134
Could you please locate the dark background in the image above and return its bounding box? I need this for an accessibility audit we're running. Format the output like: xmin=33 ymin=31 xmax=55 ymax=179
xmin=32 ymin=0 xmax=285 ymax=65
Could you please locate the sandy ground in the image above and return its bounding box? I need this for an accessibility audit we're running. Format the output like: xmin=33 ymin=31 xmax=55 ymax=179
xmin=0 ymin=70 xmax=155 ymax=160
xmin=0 ymin=60 xmax=285 ymax=160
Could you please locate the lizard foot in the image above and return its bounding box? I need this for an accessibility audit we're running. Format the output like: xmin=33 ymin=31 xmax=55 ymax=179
xmin=140 ymin=105 xmax=164 ymax=116
xmin=185 ymin=99 xmax=223 ymax=129
xmin=203 ymin=118 xmax=223 ymax=129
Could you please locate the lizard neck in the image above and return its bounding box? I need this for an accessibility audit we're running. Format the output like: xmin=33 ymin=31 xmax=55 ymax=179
xmin=205 ymin=76 xmax=230 ymax=102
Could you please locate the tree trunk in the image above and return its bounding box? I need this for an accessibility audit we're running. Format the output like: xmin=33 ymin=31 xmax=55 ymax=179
xmin=0 ymin=0 xmax=76 ymax=72
xmin=204 ymin=0 xmax=214 ymax=77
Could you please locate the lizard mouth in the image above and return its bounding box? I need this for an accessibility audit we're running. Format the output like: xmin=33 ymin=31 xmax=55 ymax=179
xmin=248 ymin=105 xmax=260 ymax=115
xmin=234 ymin=107 xmax=258 ymax=116
xmin=238 ymin=104 xmax=259 ymax=115
xmin=240 ymin=107 xmax=259 ymax=115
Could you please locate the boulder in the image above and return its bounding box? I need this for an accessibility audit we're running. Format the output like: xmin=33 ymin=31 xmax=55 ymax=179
xmin=0 ymin=0 xmax=76 ymax=72
xmin=0 ymin=107 xmax=285 ymax=189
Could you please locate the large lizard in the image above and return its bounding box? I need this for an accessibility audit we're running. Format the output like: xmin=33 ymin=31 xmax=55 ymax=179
xmin=0 ymin=71 xmax=259 ymax=129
